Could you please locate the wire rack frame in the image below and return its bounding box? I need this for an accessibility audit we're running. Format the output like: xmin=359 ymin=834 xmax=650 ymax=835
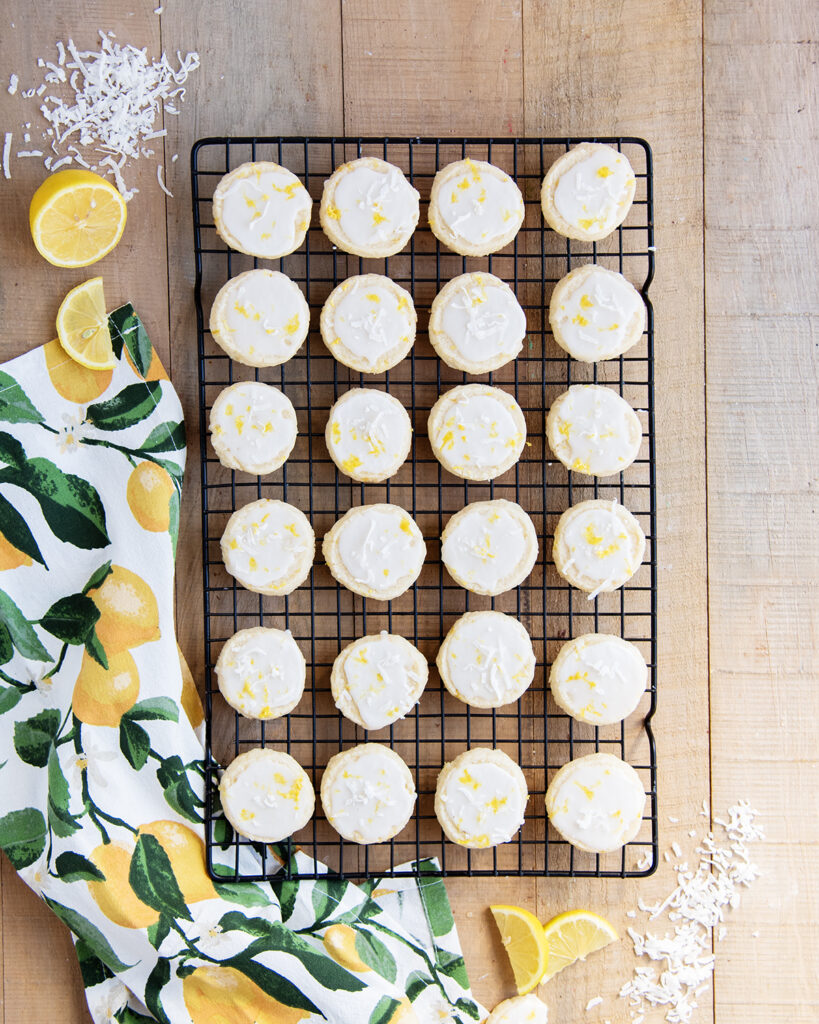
xmin=191 ymin=135 xmax=658 ymax=881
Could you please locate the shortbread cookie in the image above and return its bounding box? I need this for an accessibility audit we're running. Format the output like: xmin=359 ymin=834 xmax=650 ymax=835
xmin=552 ymin=499 xmax=645 ymax=599
xmin=487 ymin=995 xmax=549 ymax=1024
xmin=209 ymin=269 xmax=309 ymax=368
xmin=429 ymin=159 xmax=525 ymax=256
xmin=437 ymin=611 xmax=535 ymax=709
xmin=428 ymin=384 xmax=526 ymax=481
xmin=212 ymin=161 xmax=312 ymax=259
xmin=321 ymin=744 xmax=416 ymax=844
xmin=428 ymin=272 xmax=527 ymax=374
xmin=326 ymin=388 xmax=412 ymax=483
xmin=215 ymin=627 xmax=305 ymax=720
xmin=549 ymin=633 xmax=647 ymax=726
xmin=549 ymin=264 xmax=645 ymax=363
xmin=541 ymin=143 xmax=636 ymax=241
xmin=322 ymin=503 xmax=426 ymax=601
xmin=320 ymin=274 xmax=416 ymax=373
xmin=441 ymin=499 xmax=537 ymax=596
xmin=546 ymin=384 xmax=642 ymax=477
xmin=220 ymin=748 xmax=314 ymax=843
xmin=320 ymin=157 xmax=420 ymax=258
xmin=435 ymin=748 xmax=528 ymax=848
xmin=545 ymin=752 xmax=646 ymax=853
xmin=221 ymin=499 xmax=314 ymax=595
xmin=209 ymin=381 xmax=298 ymax=475
xmin=331 ymin=631 xmax=428 ymax=730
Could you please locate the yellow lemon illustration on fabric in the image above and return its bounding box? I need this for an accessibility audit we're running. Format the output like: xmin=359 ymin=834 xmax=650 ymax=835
xmin=87 ymin=841 xmax=159 ymax=929
xmin=137 ymin=820 xmax=216 ymax=903
xmin=385 ymin=998 xmax=418 ymax=1024
xmin=127 ymin=462 xmax=175 ymax=532
xmin=0 ymin=532 xmax=33 ymax=571
xmin=72 ymin=649 xmax=140 ymax=726
xmin=178 ymin=645 xmax=205 ymax=729
xmin=125 ymin=345 xmax=168 ymax=382
xmin=322 ymin=923 xmax=371 ymax=973
xmin=43 ymin=338 xmax=113 ymax=403
xmin=182 ymin=964 xmax=311 ymax=1024
xmin=89 ymin=564 xmax=160 ymax=655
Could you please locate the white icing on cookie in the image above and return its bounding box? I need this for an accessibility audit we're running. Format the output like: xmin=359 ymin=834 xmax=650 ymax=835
xmin=333 ymin=632 xmax=427 ymax=730
xmin=551 ymin=266 xmax=644 ymax=362
xmin=327 ymin=159 xmax=419 ymax=251
xmin=438 ymin=273 xmax=526 ymax=366
xmin=437 ymin=751 xmax=527 ymax=847
xmin=553 ymin=499 xmax=645 ymax=599
xmin=429 ymin=385 xmax=525 ymax=479
xmin=487 ymin=994 xmax=549 ymax=1024
xmin=545 ymin=752 xmax=646 ymax=853
xmin=209 ymin=381 xmax=297 ymax=474
xmin=220 ymin=749 xmax=314 ymax=843
xmin=221 ymin=499 xmax=313 ymax=593
xmin=550 ymin=633 xmax=647 ymax=725
xmin=436 ymin=159 xmax=524 ymax=248
xmin=439 ymin=612 xmax=534 ymax=708
xmin=442 ymin=501 xmax=536 ymax=595
xmin=323 ymin=276 xmax=415 ymax=368
xmin=334 ymin=505 xmax=425 ymax=597
xmin=547 ymin=384 xmax=642 ymax=477
xmin=326 ymin=389 xmax=411 ymax=482
xmin=216 ymin=627 xmax=305 ymax=719
xmin=322 ymin=745 xmax=416 ymax=844
xmin=553 ymin=146 xmax=636 ymax=237
xmin=210 ymin=270 xmax=309 ymax=367
xmin=214 ymin=163 xmax=312 ymax=258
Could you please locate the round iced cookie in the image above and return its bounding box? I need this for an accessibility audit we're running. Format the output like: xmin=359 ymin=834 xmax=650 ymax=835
xmin=215 ymin=627 xmax=306 ymax=720
xmin=325 ymin=388 xmax=412 ymax=483
xmin=322 ymin=503 xmax=426 ymax=601
xmin=545 ymin=752 xmax=646 ymax=853
xmin=549 ymin=633 xmax=647 ymax=726
xmin=552 ymin=499 xmax=645 ymax=600
xmin=219 ymin=749 xmax=315 ymax=843
xmin=320 ymin=274 xmax=416 ymax=373
xmin=209 ymin=269 xmax=310 ymax=368
xmin=212 ymin=161 xmax=312 ymax=258
xmin=320 ymin=157 xmax=420 ymax=258
xmin=331 ymin=631 xmax=428 ymax=730
xmin=221 ymin=498 xmax=314 ymax=596
xmin=429 ymin=272 xmax=527 ymax=374
xmin=441 ymin=499 xmax=538 ymax=596
xmin=487 ymin=995 xmax=549 ymax=1024
xmin=209 ymin=381 xmax=298 ymax=475
xmin=437 ymin=611 xmax=535 ymax=709
xmin=429 ymin=159 xmax=525 ymax=257
xmin=321 ymin=744 xmax=416 ymax=844
xmin=541 ymin=143 xmax=636 ymax=241
xmin=549 ymin=264 xmax=646 ymax=363
xmin=435 ymin=748 xmax=528 ymax=848
xmin=428 ymin=384 xmax=526 ymax=482
xmin=546 ymin=384 xmax=642 ymax=477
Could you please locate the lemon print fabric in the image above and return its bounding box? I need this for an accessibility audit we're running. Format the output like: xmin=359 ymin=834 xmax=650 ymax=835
xmin=0 ymin=305 xmax=481 ymax=1024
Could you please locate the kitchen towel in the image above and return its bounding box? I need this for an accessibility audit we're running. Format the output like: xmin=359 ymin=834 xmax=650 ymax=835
xmin=0 ymin=306 xmax=482 ymax=1024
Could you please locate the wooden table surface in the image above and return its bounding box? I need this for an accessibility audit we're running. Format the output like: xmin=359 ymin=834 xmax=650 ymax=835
xmin=0 ymin=1 xmax=816 ymax=1021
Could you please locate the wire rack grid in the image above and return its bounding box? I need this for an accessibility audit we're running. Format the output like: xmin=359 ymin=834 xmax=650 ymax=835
xmin=191 ymin=135 xmax=658 ymax=881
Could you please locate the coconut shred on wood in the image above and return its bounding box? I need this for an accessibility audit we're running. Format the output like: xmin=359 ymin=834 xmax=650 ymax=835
xmin=4 ymin=31 xmax=199 ymax=196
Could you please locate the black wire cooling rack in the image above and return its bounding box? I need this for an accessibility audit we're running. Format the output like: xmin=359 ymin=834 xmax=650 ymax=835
xmin=192 ymin=136 xmax=658 ymax=881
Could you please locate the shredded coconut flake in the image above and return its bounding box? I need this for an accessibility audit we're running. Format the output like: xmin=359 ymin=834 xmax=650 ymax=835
xmin=619 ymin=801 xmax=763 ymax=1024
xmin=8 ymin=73 xmax=19 ymax=95
xmin=156 ymin=162 xmax=172 ymax=197
xmin=2 ymin=133 xmax=11 ymax=179
xmin=586 ymin=996 xmax=604 ymax=1011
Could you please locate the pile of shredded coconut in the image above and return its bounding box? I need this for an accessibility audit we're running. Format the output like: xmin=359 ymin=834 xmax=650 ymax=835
xmin=619 ymin=800 xmax=764 ymax=1024
xmin=4 ymin=28 xmax=199 ymax=198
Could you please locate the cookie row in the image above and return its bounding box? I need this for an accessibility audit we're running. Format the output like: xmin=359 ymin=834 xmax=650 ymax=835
xmin=211 ymin=144 xmax=637 ymax=262
xmin=219 ymin=744 xmax=645 ymax=856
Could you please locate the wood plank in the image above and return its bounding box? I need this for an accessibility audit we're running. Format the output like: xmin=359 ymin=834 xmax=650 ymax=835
xmin=704 ymin=0 xmax=819 ymax=1018
xmin=522 ymin=1 xmax=708 ymax=1021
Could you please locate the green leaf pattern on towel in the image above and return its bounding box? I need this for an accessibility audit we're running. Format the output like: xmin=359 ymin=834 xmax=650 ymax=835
xmin=0 ymin=308 xmax=481 ymax=1024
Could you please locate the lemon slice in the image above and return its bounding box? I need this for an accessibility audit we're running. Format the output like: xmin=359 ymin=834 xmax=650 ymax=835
xmin=490 ymin=904 xmax=549 ymax=996
xmin=56 ymin=277 xmax=115 ymax=370
xmin=30 ymin=169 xmax=127 ymax=268
xmin=540 ymin=909 xmax=618 ymax=983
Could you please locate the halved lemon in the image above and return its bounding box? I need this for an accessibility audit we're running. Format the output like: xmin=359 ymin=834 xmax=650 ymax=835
xmin=540 ymin=909 xmax=618 ymax=983
xmin=490 ymin=904 xmax=549 ymax=995
xmin=30 ymin=169 xmax=127 ymax=268
xmin=56 ymin=278 xmax=115 ymax=370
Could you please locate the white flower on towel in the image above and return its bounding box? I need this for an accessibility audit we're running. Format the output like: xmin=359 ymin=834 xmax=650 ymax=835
xmin=56 ymin=411 xmax=88 ymax=455
xmin=67 ymin=740 xmax=117 ymax=790
xmin=88 ymin=977 xmax=130 ymax=1023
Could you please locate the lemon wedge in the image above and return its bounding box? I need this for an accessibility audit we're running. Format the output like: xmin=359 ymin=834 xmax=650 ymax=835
xmin=540 ymin=909 xmax=618 ymax=983
xmin=489 ymin=904 xmax=549 ymax=995
xmin=30 ymin=169 xmax=127 ymax=268
xmin=56 ymin=277 xmax=115 ymax=370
